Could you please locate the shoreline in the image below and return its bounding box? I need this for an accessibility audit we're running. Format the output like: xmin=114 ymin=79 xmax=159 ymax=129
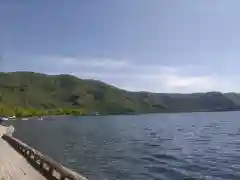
xmin=3 ymin=107 xmax=240 ymax=121
xmin=18 ymin=114 xmax=72 ymax=120
xmin=11 ymin=108 xmax=240 ymax=120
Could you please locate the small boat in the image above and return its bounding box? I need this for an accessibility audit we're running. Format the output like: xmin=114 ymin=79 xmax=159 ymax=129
xmin=0 ymin=117 xmax=8 ymax=125
xmin=38 ymin=117 xmax=43 ymax=120
xmin=8 ymin=116 xmax=16 ymax=119
xmin=21 ymin=118 xmax=28 ymax=121
xmin=0 ymin=117 xmax=9 ymax=121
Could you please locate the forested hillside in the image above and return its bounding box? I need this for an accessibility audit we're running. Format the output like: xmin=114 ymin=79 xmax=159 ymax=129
xmin=0 ymin=71 xmax=239 ymax=116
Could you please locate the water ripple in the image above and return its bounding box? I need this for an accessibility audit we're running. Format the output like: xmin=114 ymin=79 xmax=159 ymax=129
xmin=9 ymin=112 xmax=240 ymax=180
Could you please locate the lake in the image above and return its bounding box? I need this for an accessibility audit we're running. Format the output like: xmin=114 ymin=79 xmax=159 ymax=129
xmin=7 ymin=111 xmax=240 ymax=180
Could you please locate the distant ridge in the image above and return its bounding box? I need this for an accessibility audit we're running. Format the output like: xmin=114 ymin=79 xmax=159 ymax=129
xmin=0 ymin=71 xmax=239 ymax=114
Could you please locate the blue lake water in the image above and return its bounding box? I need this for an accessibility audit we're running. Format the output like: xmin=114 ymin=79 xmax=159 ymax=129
xmin=8 ymin=111 xmax=240 ymax=180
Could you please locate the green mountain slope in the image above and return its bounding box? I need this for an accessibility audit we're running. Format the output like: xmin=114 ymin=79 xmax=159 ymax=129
xmin=0 ymin=71 xmax=239 ymax=115
xmin=224 ymin=93 xmax=240 ymax=106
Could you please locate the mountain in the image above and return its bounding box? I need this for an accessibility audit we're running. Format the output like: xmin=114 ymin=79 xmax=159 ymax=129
xmin=0 ymin=71 xmax=239 ymax=115
xmin=224 ymin=93 xmax=240 ymax=106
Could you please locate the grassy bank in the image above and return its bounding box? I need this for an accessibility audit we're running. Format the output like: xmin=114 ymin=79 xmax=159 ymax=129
xmin=0 ymin=105 xmax=87 ymax=118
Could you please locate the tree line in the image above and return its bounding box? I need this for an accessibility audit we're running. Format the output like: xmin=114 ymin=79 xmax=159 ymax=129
xmin=0 ymin=104 xmax=87 ymax=118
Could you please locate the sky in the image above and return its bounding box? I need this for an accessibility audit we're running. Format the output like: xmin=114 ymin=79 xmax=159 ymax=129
xmin=1 ymin=0 xmax=240 ymax=93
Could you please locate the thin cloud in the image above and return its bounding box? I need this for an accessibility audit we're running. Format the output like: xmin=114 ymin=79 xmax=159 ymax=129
xmin=38 ymin=56 xmax=132 ymax=69
xmin=3 ymin=55 xmax=239 ymax=93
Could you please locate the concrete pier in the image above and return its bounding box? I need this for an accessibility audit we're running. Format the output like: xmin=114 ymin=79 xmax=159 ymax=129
xmin=0 ymin=125 xmax=47 ymax=180
xmin=0 ymin=125 xmax=87 ymax=180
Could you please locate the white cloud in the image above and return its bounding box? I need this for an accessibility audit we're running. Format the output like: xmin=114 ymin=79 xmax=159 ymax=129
xmin=39 ymin=56 xmax=131 ymax=69
xmin=6 ymin=55 xmax=240 ymax=93
xmin=108 ymin=72 xmax=235 ymax=93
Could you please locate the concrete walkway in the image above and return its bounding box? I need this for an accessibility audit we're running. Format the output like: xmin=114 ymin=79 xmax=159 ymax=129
xmin=0 ymin=125 xmax=46 ymax=180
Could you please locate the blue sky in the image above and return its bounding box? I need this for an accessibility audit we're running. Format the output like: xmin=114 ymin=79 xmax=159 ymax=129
xmin=1 ymin=0 xmax=240 ymax=93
